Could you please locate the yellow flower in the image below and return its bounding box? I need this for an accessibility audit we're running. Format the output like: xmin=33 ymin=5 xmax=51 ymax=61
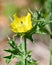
xmin=10 ymin=12 xmax=32 ymax=33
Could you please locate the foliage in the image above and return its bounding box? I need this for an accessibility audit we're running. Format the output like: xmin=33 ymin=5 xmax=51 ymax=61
xmin=4 ymin=38 xmax=37 ymax=65
xmin=24 ymin=9 xmax=52 ymax=42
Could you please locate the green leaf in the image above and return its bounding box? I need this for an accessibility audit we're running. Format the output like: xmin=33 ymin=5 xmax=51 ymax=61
xmin=25 ymin=34 xmax=33 ymax=42
xmin=8 ymin=38 xmax=17 ymax=49
xmin=4 ymin=54 xmax=12 ymax=65
xmin=25 ymin=50 xmax=37 ymax=65
xmin=15 ymin=61 xmax=24 ymax=65
xmin=16 ymin=60 xmax=37 ymax=65
xmin=24 ymin=22 xmax=38 ymax=42
xmin=4 ymin=49 xmax=21 ymax=55
xmin=19 ymin=42 xmax=25 ymax=52
xmin=26 ymin=50 xmax=32 ymax=55
xmin=26 ymin=59 xmax=37 ymax=65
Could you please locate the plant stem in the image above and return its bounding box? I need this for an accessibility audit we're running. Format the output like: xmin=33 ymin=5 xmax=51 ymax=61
xmin=24 ymin=38 xmax=26 ymax=51
xmin=24 ymin=37 xmax=27 ymax=65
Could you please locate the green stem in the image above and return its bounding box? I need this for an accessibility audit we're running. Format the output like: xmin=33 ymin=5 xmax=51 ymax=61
xmin=24 ymin=37 xmax=27 ymax=65
xmin=24 ymin=38 xmax=26 ymax=51
xmin=20 ymin=36 xmax=27 ymax=65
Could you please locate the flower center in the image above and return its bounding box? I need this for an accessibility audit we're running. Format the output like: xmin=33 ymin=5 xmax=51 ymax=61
xmin=20 ymin=21 xmax=23 ymax=26
xmin=21 ymin=21 xmax=23 ymax=24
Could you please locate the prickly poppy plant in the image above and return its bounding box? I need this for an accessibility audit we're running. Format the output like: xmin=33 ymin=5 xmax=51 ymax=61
xmin=4 ymin=9 xmax=52 ymax=65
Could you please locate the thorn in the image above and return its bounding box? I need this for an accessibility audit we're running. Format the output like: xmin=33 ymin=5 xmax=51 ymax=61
xmin=8 ymin=37 xmax=10 ymax=40
xmin=9 ymin=16 xmax=13 ymax=21
xmin=28 ymin=8 xmax=33 ymax=15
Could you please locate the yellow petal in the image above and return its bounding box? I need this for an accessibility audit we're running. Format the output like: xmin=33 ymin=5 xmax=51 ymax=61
xmin=10 ymin=12 xmax=32 ymax=33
